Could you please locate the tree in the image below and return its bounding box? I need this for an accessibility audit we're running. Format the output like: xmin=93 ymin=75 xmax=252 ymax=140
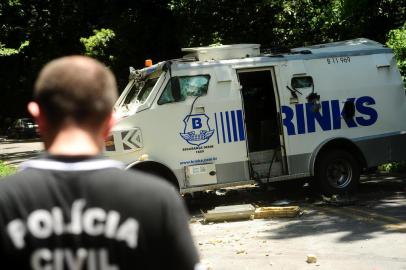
xmin=0 ymin=0 xmax=405 ymax=127
xmin=337 ymin=0 xmax=406 ymax=42
xmin=387 ymin=22 xmax=406 ymax=85
xmin=80 ymin=28 xmax=116 ymax=66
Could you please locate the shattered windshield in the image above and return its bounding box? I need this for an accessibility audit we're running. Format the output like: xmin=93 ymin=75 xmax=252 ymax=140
xmin=122 ymin=77 xmax=159 ymax=106
xmin=117 ymin=63 xmax=164 ymax=110
xmin=136 ymin=78 xmax=159 ymax=103
xmin=122 ymin=78 xmax=156 ymax=105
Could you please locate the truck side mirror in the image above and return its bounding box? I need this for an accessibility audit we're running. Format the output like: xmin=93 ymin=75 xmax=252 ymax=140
xmin=171 ymin=77 xmax=181 ymax=102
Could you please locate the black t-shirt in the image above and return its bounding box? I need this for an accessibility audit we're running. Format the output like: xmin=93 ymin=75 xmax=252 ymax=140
xmin=0 ymin=155 xmax=201 ymax=270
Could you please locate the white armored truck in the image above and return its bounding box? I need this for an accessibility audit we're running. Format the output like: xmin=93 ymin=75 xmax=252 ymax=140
xmin=104 ymin=38 xmax=406 ymax=195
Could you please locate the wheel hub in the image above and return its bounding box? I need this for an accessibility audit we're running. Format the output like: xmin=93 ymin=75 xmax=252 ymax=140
xmin=326 ymin=159 xmax=353 ymax=189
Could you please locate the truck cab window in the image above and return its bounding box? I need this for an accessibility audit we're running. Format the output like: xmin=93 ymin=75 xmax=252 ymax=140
xmin=291 ymin=76 xmax=313 ymax=89
xmin=137 ymin=78 xmax=159 ymax=103
xmin=122 ymin=77 xmax=159 ymax=106
xmin=158 ymin=75 xmax=210 ymax=105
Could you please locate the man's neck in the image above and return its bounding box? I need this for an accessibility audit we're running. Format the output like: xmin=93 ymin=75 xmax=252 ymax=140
xmin=46 ymin=127 xmax=102 ymax=156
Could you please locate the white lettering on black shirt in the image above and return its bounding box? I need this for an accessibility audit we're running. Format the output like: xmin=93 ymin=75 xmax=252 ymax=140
xmin=30 ymin=248 xmax=118 ymax=270
xmin=6 ymin=199 xmax=139 ymax=270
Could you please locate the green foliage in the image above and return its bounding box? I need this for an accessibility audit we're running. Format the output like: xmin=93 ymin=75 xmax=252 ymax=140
xmin=0 ymin=40 xmax=29 ymax=56
xmin=338 ymin=0 xmax=406 ymax=42
xmin=272 ymin=0 xmax=343 ymax=46
xmin=7 ymin=0 xmax=21 ymax=7
xmin=380 ymin=161 xmax=406 ymax=173
xmin=80 ymin=28 xmax=116 ymax=62
xmin=387 ymin=22 xmax=406 ymax=83
xmin=0 ymin=43 xmax=18 ymax=56
xmin=0 ymin=162 xmax=16 ymax=177
xmin=0 ymin=0 xmax=405 ymax=122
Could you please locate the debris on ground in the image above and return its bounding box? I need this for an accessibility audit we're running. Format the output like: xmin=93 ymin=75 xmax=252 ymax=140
xmin=271 ymin=199 xmax=294 ymax=206
xmin=190 ymin=217 xmax=199 ymax=223
xmin=321 ymin=194 xmax=357 ymax=206
xmin=306 ymin=254 xmax=317 ymax=264
xmin=202 ymin=204 xmax=302 ymax=223
xmin=254 ymin=206 xmax=301 ymax=218
xmin=200 ymin=260 xmax=213 ymax=270
xmin=215 ymin=189 xmax=228 ymax=196
xmin=202 ymin=204 xmax=255 ymax=223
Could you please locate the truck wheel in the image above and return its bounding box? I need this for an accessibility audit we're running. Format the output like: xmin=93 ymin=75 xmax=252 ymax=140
xmin=315 ymin=149 xmax=360 ymax=195
xmin=132 ymin=164 xmax=180 ymax=191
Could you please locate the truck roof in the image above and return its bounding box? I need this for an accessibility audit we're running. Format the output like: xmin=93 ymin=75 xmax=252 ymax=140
xmin=174 ymin=38 xmax=392 ymax=70
xmin=291 ymin=38 xmax=386 ymax=54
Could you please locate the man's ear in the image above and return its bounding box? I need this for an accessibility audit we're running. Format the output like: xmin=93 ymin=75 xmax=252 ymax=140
xmin=27 ymin=101 xmax=46 ymax=135
xmin=102 ymin=112 xmax=116 ymax=138
xmin=27 ymin=101 xmax=40 ymax=118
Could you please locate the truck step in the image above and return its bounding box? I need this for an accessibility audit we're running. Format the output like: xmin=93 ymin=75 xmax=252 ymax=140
xmin=249 ymin=149 xmax=280 ymax=164
xmin=251 ymin=161 xmax=282 ymax=178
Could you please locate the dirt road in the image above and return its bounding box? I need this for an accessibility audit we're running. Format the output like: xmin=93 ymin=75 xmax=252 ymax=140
xmin=0 ymin=137 xmax=43 ymax=166
xmin=187 ymin=176 xmax=406 ymax=270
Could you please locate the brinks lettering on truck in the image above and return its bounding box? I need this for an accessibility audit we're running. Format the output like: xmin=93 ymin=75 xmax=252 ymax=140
xmin=281 ymin=96 xmax=378 ymax=135
xmin=104 ymin=39 xmax=406 ymax=195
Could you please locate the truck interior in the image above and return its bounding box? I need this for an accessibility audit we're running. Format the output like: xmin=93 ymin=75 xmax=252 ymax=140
xmin=238 ymin=69 xmax=285 ymax=179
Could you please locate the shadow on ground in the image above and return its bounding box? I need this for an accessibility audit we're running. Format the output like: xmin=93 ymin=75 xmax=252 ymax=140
xmin=0 ymin=138 xmax=43 ymax=165
xmin=0 ymin=138 xmax=41 ymax=144
xmin=0 ymin=150 xmax=41 ymax=165
xmin=186 ymin=173 xmax=406 ymax=243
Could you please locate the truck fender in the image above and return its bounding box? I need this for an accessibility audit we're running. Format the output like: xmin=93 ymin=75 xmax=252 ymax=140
xmin=126 ymin=160 xmax=180 ymax=190
xmin=309 ymin=137 xmax=366 ymax=176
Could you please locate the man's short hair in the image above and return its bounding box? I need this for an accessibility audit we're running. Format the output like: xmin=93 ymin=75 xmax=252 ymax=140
xmin=34 ymin=56 xmax=118 ymax=129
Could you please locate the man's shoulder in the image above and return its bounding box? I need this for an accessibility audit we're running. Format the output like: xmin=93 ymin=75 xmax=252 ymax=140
xmin=0 ymin=169 xmax=40 ymax=187
xmin=0 ymin=169 xmax=42 ymax=200
xmin=93 ymin=168 xmax=176 ymax=198
xmin=92 ymin=167 xmax=177 ymax=195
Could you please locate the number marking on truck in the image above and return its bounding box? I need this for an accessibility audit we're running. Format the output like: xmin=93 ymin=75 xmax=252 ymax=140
xmin=326 ymin=56 xmax=351 ymax=64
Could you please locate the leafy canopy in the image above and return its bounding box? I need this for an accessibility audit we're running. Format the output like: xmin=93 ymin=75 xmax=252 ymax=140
xmin=387 ymin=22 xmax=406 ymax=83
xmin=0 ymin=40 xmax=29 ymax=56
xmin=80 ymin=28 xmax=116 ymax=61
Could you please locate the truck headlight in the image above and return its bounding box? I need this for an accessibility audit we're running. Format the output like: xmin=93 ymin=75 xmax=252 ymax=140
xmin=104 ymin=135 xmax=116 ymax=151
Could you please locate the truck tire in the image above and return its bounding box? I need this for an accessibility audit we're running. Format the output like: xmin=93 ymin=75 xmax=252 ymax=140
xmin=315 ymin=149 xmax=360 ymax=195
xmin=132 ymin=164 xmax=180 ymax=191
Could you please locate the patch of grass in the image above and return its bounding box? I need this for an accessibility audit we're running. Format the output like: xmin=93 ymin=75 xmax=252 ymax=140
xmin=0 ymin=161 xmax=17 ymax=177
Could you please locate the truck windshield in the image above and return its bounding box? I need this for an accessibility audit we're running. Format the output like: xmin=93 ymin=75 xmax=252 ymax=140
xmin=122 ymin=77 xmax=159 ymax=106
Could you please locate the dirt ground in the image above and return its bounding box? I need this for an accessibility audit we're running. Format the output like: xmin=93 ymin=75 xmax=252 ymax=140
xmin=187 ymin=175 xmax=406 ymax=270
xmin=0 ymin=137 xmax=43 ymax=165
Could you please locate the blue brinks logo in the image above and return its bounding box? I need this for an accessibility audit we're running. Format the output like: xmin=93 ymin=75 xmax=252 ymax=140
xmin=281 ymin=96 xmax=378 ymax=136
xmin=180 ymin=113 xmax=215 ymax=146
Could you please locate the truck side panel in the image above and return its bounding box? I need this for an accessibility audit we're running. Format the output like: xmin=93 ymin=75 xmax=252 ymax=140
xmin=276 ymin=51 xmax=406 ymax=173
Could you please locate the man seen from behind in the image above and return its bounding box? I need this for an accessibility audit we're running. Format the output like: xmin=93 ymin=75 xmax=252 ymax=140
xmin=0 ymin=56 xmax=202 ymax=270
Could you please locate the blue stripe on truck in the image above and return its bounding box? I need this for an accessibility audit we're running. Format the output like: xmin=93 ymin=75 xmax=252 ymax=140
xmin=215 ymin=109 xmax=245 ymax=144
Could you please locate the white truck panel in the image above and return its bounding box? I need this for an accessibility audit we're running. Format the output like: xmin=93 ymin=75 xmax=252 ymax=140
xmin=105 ymin=39 xmax=406 ymax=194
